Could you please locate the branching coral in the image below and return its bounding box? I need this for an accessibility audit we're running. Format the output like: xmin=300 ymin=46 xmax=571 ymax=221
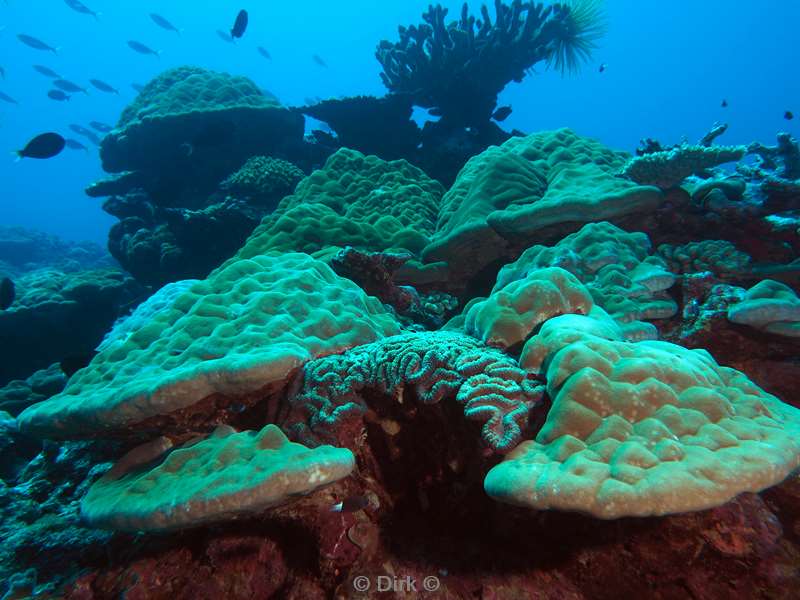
xmin=288 ymin=331 xmax=543 ymax=454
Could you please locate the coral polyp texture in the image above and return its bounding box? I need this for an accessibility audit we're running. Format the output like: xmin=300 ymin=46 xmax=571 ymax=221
xmin=422 ymin=129 xmax=664 ymax=277
xmin=220 ymin=156 xmax=304 ymax=208
xmin=620 ymin=144 xmax=747 ymax=189
xmin=17 ymin=253 xmax=400 ymax=439
xmin=727 ymin=279 xmax=800 ymax=337
xmin=81 ymin=425 xmax=355 ymax=532
xmin=235 ymin=147 xmax=445 ymax=258
xmin=486 ymin=312 xmax=800 ymax=518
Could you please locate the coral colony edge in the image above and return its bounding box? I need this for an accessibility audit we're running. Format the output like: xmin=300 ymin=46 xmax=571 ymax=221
xmin=2 ymin=1 xmax=800 ymax=598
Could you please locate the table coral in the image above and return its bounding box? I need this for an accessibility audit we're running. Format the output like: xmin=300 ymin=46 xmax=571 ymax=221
xmin=620 ymin=144 xmax=746 ymax=190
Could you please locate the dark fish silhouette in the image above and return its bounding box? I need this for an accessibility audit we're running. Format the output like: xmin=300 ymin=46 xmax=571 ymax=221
xmin=60 ymin=350 xmax=98 ymax=377
xmin=330 ymin=494 xmax=370 ymax=513
xmin=598 ymin=63 xmax=606 ymax=73
xmin=89 ymin=120 xmax=112 ymax=133
xmin=17 ymin=34 xmax=58 ymax=53
xmin=721 ymin=99 xmax=728 ymax=108
xmin=312 ymin=54 xmax=328 ymax=67
xmin=84 ymin=131 xmax=101 ymax=146
xmin=785 ymin=111 xmax=794 ymax=121
xmin=0 ymin=278 xmax=14 ymax=310
xmin=64 ymin=0 xmax=99 ymax=19
xmin=54 ymin=78 xmax=88 ymax=94
xmin=127 ymin=40 xmax=159 ymax=57
xmin=216 ymin=29 xmax=234 ymax=43
xmin=16 ymin=132 xmax=65 ymax=159
xmin=257 ymin=46 xmax=271 ymax=60
xmin=231 ymin=10 xmax=248 ymax=39
xmin=47 ymin=89 xmax=70 ymax=101
xmin=64 ymin=137 xmax=88 ymax=151
xmin=492 ymin=105 xmax=512 ymax=122
xmin=33 ymin=64 xmax=61 ymax=78
xmin=69 ymin=123 xmax=92 ymax=137
xmin=0 ymin=91 xmax=18 ymax=104
xmin=150 ymin=13 xmax=180 ymax=34
xmin=89 ymin=79 xmax=119 ymax=94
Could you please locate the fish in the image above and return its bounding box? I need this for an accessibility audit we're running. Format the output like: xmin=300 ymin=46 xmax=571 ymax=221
xmin=69 ymin=123 xmax=93 ymax=137
xmin=312 ymin=54 xmax=328 ymax=68
xmin=33 ymin=64 xmax=61 ymax=78
xmin=131 ymin=83 xmax=145 ymax=93
xmin=54 ymin=79 xmax=88 ymax=94
xmin=0 ymin=277 xmax=14 ymax=310
xmin=64 ymin=137 xmax=88 ymax=151
xmin=0 ymin=66 xmax=4 ymax=79
xmin=0 ymin=91 xmax=18 ymax=104
xmin=89 ymin=79 xmax=119 ymax=94
xmin=89 ymin=120 xmax=112 ymax=133
xmin=231 ymin=9 xmax=248 ymax=39
xmin=47 ymin=89 xmax=70 ymax=101
xmin=598 ymin=63 xmax=606 ymax=73
xmin=721 ymin=99 xmax=728 ymax=108
xmin=127 ymin=40 xmax=160 ymax=57
xmin=785 ymin=111 xmax=794 ymax=121
xmin=17 ymin=34 xmax=58 ymax=53
xmin=84 ymin=131 xmax=102 ymax=146
xmin=63 ymin=0 xmax=99 ymax=19
xmin=60 ymin=350 xmax=98 ymax=377
xmin=257 ymin=46 xmax=271 ymax=60
xmin=16 ymin=132 xmax=66 ymax=159
xmin=216 ymin=29 xmax=234 ymax=43
xmin=330 ymin=494 xmax=370 ymax=513
xmin=149 ymin=13 xmax=180 ymax=34
xmin=492 ymin=105 xmax=512 ymax=122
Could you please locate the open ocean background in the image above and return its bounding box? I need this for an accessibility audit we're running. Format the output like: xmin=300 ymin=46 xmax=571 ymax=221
xmin=1 ymin=0 xmax=798 ymax=244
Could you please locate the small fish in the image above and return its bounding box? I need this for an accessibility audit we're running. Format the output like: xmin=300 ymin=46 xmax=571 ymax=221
xmin=64 ymin=137 xmax=88 ymax=151
xmin=785 ymin=111 xmax=794 ymax=121
xmin=0 ymin=90 xmax=18 ymax=104
xmin=216 ymin=29 xmax=234 ymax=43
xmin=64 ymin=0 xmax=99 ymax=19
xmin=69 ymin=123 xmax=93 ymax=137
xmin=60 ymin=350 xmax=98 ymax=377
xmin=89 ymin=120 xmax=112 ymax=133
xmin=257 ymin=46 xmax=271 ymax=60
xmin=312 ymin=54 xmax=328 ymax=68
xmin=84 ymin=131 xmax=101 ymax=146
xmin=16 ymin=132 xmax=66 ymax=159
xmin=230 ymin=9 xmax=248 ymax=39
xmin=721 ymin=99 xmax=728 ymax=108
xmin=330 ymin=495 xmax=370 ymax=513
xmin=150 ymin=13 xmax=180 ymax=34
xmin=33 ymin=64 xmax=61 ymax=78
xmin=89 ymin=79 xmax=119 ymax=94
xmin=492 ymin=105 xmax=512 ymax=122
xmin=17 ymin=34 xmax=58 ymax=53
xmin=127 ymin=40 xmax=160 ymax=57
xmin=47 ymin=89 xmax=70 ymax=101
xmin=598 ymin=63 xmax=606 ymax=73
xmin=131 ymin=83 xmax=145 ymax=93
xmin=0 ymin=277 xmax=14 ymax=310
xmin=54 ymin=78 xmax=88 ymax=94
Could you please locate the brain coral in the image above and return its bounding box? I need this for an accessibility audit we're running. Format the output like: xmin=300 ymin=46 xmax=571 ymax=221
xmin=485 ymin=312 xmax=800 ymax=518
xmin=17 ymin=253 xmax=400 ymax=439
xmin=422 ymin=129 xmax=664 ymax=276
xmin=101 ymin=66 xmax=303 ymax=173
xmin=235 ymin=148 xmax=445 ymax=257
xmin=81 ymin=424 xmax=355 ymax=531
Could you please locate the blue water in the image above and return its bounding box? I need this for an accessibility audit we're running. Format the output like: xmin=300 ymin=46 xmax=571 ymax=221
xmin=0 ymin=0 xmax=797 ymax=244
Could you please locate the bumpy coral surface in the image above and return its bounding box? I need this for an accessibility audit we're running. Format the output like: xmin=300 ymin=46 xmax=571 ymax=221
xmin=235 ymin=148 xmax=445 ymax=257
xmin=728 ymin=279 xmax=800 ymax=337
xmin=486 ymin=312 xmax=800 ymax=518
xmin=621 ymin=144 xmax=747 ymax=189
xmin=81 ymin=425 xmax=355 ymax=531
xmin=17 ymin=253 xmax=400 ymax=439
xmin=423 ymin=129 xmax=663 ymax=277
xmin=220 ymin=156 xmax=304 ymax=207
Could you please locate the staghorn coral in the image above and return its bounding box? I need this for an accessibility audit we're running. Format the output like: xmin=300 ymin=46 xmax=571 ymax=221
xmin=17 ymin=253 xmax=400 ymax=439
xmin=81 ymin=425 xmax=354 ymax=532
xmin=485 ymin=311 xmax=800 ymax=518
xmin=376 ymin=1 xmax=603 ymax=126
xmin=620 ymin=144 xmax=747 ymax=190
xmin=288 ymin=331 xmax=543 ymax=454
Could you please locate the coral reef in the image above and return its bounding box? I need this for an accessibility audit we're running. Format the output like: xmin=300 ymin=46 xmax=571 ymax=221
xmin=0 ymin=226 xmax=113 ymax=278
xmin=219 ymin=155 xmax=304 ymax=210
xmin=621 ymin=144 xmax=747 ymax=189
